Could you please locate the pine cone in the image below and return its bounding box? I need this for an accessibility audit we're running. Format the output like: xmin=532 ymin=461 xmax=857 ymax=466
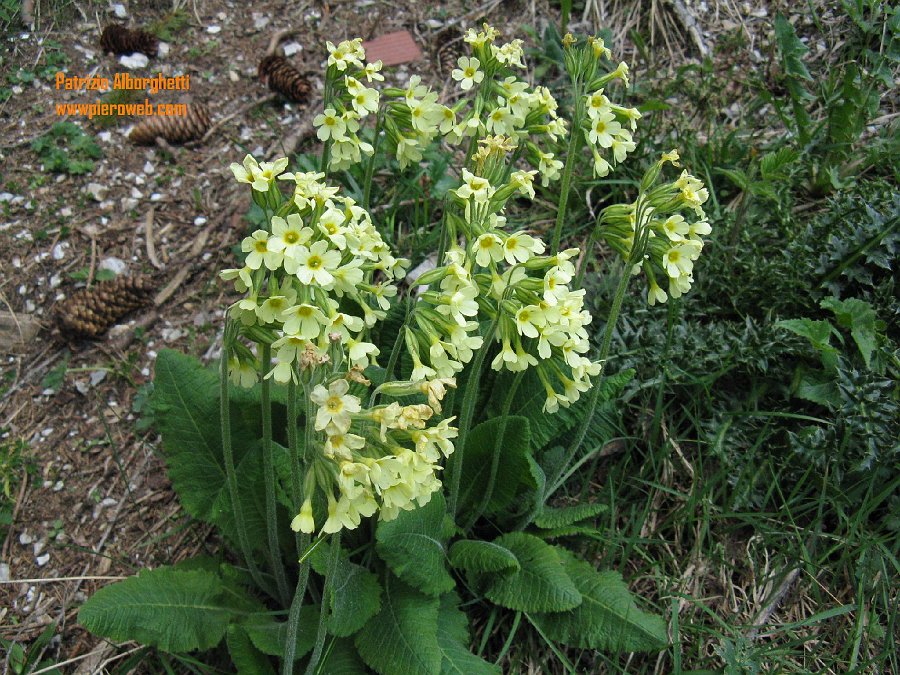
xmin=100 ymin=25 xmax=159 ymax=57
xmin=58 ymin=275 xmax=156 ymax=339
xmin=434 ymin=28 xmax=465 ymax=80
xmin=129 ymin=103 xmax=211 ymax=145
xmin=258 ymin=55 xmax=312 ymax=103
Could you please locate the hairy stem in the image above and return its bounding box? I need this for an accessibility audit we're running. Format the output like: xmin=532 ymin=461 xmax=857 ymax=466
xmin=304 ymin=532 xmax=341 ymax=675
xmin=281 ymin=545 xmax=311 ymax=674
xmin=362 ymin=110 xmax=384 ymax=211
xmin=551 ymin=86 xmax=584 ymax=254
xmin=545 ymin=257 xmax=631 ymax=501
xmin=261 ymin=344 xmax=290 ymax=605
xmin=447 ymin=318 xmax=499 ymax=518
xmin=465 ymin=371 xmax=524 ymax=530
xmin=220 ymin=333 xmax=274 ymax=599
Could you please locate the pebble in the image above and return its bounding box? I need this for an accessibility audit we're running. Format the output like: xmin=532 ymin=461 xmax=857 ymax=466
xmin=52 ymin=481 xmax=64 ymax=492
xmin=19 ymin=532 xmax=33 ymax=545
xmin=253 ymin=16 xmax=270 ymax=30
xmin=158 ymin=42 xmax=170 ymax=57
xmin=0 ymin=563 xmax=9 ymax=582
xmin=283 ymin=42 xmax=302 ymax=57
xmin=100 ymin=498 xmax=118 ymax=508
xmin=85 ymin=182 xmax=108 ymax=201
xmin=51 ymin=242 xmax=68 ymax=260
xmin=120 ymin=53 xmax=149 ymax=69
xmin=99 ymin=256 xmax=127 ymax=274
xmin=143 ymin=161 xmax=155 ymax=174
xmin=112 ymin=3 xmax=127 ymax=18
xmin=36 ymin=554 xmax=50 ymax=567
xmin=194 ymin=216 xmax=207 ymax=226
xmin=33 ymin=541 xmax=45 ymax=556
xmin=207 ymin=25 xmax=221 ymax=34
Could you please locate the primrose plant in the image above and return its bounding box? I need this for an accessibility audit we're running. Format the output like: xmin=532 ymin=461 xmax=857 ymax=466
xmin=80 ymin=25 xmax=712 ymax=674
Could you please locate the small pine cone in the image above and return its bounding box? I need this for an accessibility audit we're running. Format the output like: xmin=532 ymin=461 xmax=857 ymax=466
xmin=434 ymin=29 xmax=465 ymax=80
xmin=100 ymin=25 xmax=159 ymax=57
xmin=129 ymin=103 xmax=211 ymax=145
xmin=58 ymin=275 xmax=156 ymax=339
xmin=258 ymin=55 xmax=312 ymax=103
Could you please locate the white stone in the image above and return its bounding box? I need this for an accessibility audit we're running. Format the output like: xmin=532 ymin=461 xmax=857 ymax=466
xmin=51 ymin=242 xmax=68 ymax=260
xmin=283 ymin=41 xmax=302 ymax=57
xmin=99 ymin=256 xmax=127 ymax=275
xmin=194 ymin=216 xmax=207 ymax=226
xmin=120 ymin=53 xmax=150 ymax=69
xmin=85 ymin=182 xmax=108 ymax=201
xmin=143 ymin=161 xmax=155 ymax=174
xmin=207 ymin=25 xmax=221 ymax=34
xmin=19 ymin=532 xmax=33 ymax=545
xmin=112 ymin=3 xmax=127 ymax=18
xmin=158 ymin=42 xmax=170 ymax=57
xmin=36 ymin=554 xmax=50 ymax=567
xmin=0 ymin=563 xmax=9 ymax=582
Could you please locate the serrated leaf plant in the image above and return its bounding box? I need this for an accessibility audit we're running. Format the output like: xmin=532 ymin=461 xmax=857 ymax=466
xmin=80 ymin=25 xmax=714 ymax=673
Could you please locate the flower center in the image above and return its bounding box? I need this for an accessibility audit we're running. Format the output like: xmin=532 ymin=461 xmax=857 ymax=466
xmin=255 ymin=241 xmax=268 ymax=253
xmin=326 ymin=396 xmax=343 ymax=413
xmin=284 ymin=231 xmax=299 ymax=244
xmin=307 ymin=255 xmax=323 ymax=270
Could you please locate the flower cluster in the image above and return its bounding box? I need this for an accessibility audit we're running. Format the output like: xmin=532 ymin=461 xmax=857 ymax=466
xmin=222 ymin=159 xmax=407 ymax=384
xmin=312 ymin=39 xmax=384 ymax=171
xmin=291 ymin=374 xmax=458 ymax=534
xmin=224 ymin=154 xmax=459 ymax=535
xmin=596 ymin=150 xmax=712 ymax=304
xmin=405 ymin=138 xmax=602 ymax=412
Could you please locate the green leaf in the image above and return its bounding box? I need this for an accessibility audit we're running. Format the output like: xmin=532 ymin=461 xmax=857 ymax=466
xmin=318 ymin=638 xmax=370 ymax=674
xmin=355 ymin=577 xmax=441 ymax=675
xmin=376 ymin=492 xmax=455 ymax=596
xmin=480 ymin=533 xmax=581 ymax=612
xmin=531 ymin=549 xmax=668 ymax=653
xmin=716 ymin=167 xmax=750 ymax=191
xmin=79 ymin=567 xmax=241 ymax=652
xmin=457 ymin=416 xmax=533 ymax=516
xmin=327 ymin=552 xmax=383 ymax=637
xmin=226 ymin=626 xmax=276 ymax=675
xmin=151 ymin=351 xmax=284 ymax=552
xmin=437 ymin=594 xmax=501 ymax=674
xmin=449 ymin=539 xmax=520 ymax=575
xmin=534 ymin=502 xmax=608 ymax=529
xmin=775 ymin=14 xmax=812 ymax=80
xmin=241 ymin=606 xmax=320 ymax=661
xmin=793 ymin=365 xmax=841 ymax=407
xmin=151 ymin=351 xmax=251 ymax=521
xmin=776 ymin=318 xmax=840 ymax=370
xmin=759 ymin=147 xmax=799 ymax=180
xmin=821 ymin=297 xmax=878 ymax=368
